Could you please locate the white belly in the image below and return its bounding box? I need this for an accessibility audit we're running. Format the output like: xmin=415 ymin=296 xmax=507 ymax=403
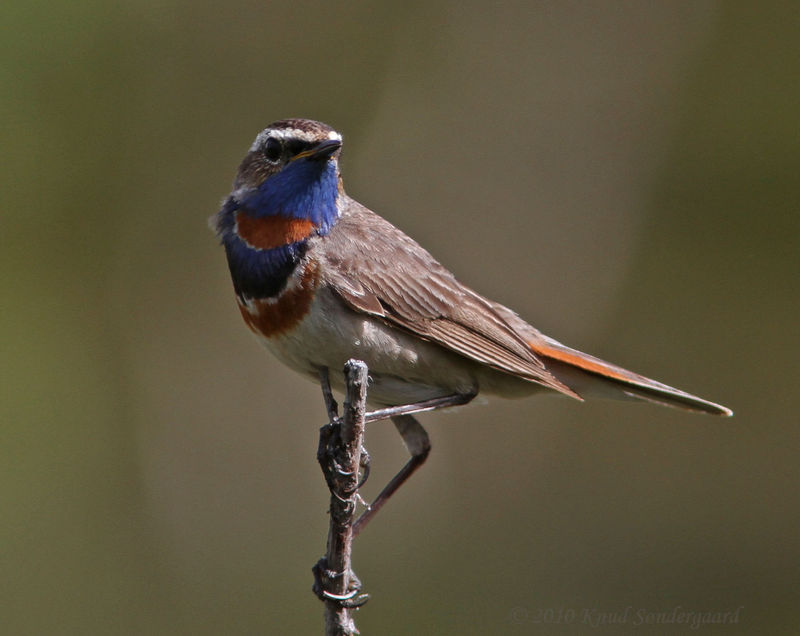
xmin=254 ymin=287 xmax=483 ymax=406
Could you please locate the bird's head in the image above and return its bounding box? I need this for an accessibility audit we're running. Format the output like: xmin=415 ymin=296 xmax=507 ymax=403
xmin=212 ymin=119 xmax=344 ymax=241
xmin=210 ymin=120 xmax=344 ymax=299
xmin=234 ymin=119 xmax=342 ymax=192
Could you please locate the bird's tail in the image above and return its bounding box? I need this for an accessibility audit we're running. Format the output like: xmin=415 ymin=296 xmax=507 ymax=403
xmin=530 ymin=337 xmax=732 ymax=416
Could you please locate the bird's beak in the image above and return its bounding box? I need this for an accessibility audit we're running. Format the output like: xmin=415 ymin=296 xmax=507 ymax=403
xmin=291 ymin=139 xmax=342 ymax=162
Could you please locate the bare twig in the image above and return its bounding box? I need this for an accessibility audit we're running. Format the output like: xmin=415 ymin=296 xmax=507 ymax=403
xmin=313 ymin=360 xmax=370 ymax=635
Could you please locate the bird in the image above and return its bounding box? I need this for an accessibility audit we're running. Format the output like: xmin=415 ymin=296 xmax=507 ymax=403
xmin=210 ymin=118 xmax=732 ymax=534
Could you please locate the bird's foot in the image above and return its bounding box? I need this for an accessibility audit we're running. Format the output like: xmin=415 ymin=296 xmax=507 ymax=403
xmin=312 ymin=557 xmax=370 ymax=608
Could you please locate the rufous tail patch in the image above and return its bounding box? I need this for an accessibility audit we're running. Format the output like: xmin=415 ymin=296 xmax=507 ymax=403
xmin=530 ymin=340 xmax=635 ymax=383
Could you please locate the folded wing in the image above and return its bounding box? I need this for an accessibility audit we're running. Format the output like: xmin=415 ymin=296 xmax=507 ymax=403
xmin=322 ymin=200 xmax=731 ymax=416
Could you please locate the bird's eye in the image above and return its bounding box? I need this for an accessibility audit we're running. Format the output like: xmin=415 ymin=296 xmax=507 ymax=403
xmin=263 ymin=138 xmax=282 ymax=162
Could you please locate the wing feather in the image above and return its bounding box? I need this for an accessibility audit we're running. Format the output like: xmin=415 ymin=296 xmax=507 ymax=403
xmin=319 ymin=199 xmax=578 ymax=398
xmin=316 ymin=197 xmax=730 ymax=415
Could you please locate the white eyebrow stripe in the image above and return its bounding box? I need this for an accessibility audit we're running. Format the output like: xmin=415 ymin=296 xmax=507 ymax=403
xmin=250 ymin=128 xmax=343 ymax=151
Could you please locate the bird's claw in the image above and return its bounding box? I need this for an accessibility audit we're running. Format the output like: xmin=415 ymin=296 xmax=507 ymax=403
xmin=312 ymin=558 xmax=370 ymax=608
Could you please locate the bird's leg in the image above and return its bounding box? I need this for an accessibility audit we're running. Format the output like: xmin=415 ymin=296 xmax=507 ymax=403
xmin=364 ymin=392 xmax=475 ymax=423
xmin=352 ymin=414 xmax=428 ymax=536
xmin=317 ymin=369 xmax=475 ymax=535
xmin=353 ymin=391 xmax=476 ymax=536
xmin=318 ymin=367 xmax=339 ymax=423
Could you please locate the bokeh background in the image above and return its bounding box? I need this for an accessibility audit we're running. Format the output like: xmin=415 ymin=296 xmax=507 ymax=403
xmin=3 ymin=2 xmax=798 ymax=634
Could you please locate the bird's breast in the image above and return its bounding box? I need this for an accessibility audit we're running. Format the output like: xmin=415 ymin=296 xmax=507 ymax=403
xmin=223 ymin=205 xmax=321 ymax=300
xmin=234 ymin=211 xmax=316 ymax=251
xmin=236 ymin=258 xmax=320 ymax=338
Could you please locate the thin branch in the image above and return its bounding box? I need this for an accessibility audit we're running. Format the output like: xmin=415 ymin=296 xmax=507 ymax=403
xmin=314 ymin=360 xmax=370 ymax=635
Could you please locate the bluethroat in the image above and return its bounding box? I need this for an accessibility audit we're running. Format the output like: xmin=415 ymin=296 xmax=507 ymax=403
xmin=211 ymin=119 xmax=731 ymax=534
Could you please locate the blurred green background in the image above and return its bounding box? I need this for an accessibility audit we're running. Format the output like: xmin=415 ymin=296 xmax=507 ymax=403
xmin=2 ymin=2 xmax=798 ymax=634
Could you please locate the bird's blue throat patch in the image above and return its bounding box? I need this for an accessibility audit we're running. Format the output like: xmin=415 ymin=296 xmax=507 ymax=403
xmin=216 ymin=159 xmax=339 ymax=299
xmin=242 ymin=157 xmax=339 ymax=233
